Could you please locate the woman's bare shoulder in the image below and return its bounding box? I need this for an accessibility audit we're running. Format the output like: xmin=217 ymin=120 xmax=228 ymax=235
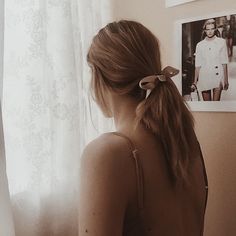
xmin=80 ymin=132 xmax=135 ymax=180
xmin=82 ymin=132 xmax=132 ymax=160
xmin=79 ymin=133 xmax=135 ymax=235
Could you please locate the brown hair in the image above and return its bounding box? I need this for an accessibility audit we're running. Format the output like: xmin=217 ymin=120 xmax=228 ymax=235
xmin=201 ymin=18 xmax=219 ymax=40
xmin=87 ymin=20 xmax=195 ymax=182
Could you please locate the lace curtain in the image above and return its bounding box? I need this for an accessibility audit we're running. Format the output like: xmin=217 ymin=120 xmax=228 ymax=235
xmin=2 ymin=0 xmax=113 ymax=235
xmin=0 ymin=105 xmax=15 ymax=236
xmin=0 ymin=0 xmax=15 ymax=235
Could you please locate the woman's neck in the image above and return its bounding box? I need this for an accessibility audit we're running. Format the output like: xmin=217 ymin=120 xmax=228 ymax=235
xmin=110 ymin=94 xmax=155 ymax=140
xmin=114 ymin=100 xmax=138 ymax=131
xmin=205 ymin=35 xmax=216 ymax=41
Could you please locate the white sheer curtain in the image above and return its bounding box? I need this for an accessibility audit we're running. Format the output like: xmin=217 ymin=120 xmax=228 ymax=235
xmin=0 ymin=0 xmax=15 ymax=234
xmin=0 ymin=107 xmax=15 ymax=236
xmin=2 ymin=0 xmax=113 ymax=235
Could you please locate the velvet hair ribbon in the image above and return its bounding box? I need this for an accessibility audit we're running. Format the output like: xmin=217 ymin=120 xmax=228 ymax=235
xmin=139 ymin=66 xmax=179 ymax=99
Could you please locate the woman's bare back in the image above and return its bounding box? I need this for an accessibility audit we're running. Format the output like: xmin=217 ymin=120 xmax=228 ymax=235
xmin=78 ymin=130 xmax=208 ymax=236
xmin=110 ymin=131 xmax=208 ymax=236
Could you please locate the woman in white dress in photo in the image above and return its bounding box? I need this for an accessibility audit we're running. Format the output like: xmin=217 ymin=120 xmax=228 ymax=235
xmin=192 ymin=18 xmax=229 ymax=101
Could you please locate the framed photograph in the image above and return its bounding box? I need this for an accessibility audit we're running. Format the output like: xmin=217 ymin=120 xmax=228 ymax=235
xmin=174 ymin=10 xmax=236 ymax=112
xmin=166 ymin=0 xmax=197 ymax=8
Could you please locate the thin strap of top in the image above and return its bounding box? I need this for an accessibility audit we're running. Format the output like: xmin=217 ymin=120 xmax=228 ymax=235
xmin=111 ymin=132 xmax=144 ymax=210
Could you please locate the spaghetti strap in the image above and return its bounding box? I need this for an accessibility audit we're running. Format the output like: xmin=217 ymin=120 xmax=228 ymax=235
xmin=111 ymin=132 xmax=144 ymax=210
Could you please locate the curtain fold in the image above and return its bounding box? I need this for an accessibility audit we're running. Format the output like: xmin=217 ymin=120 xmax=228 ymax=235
xmin=0 ymin=0 xmax=15 ymax=234
xmin=2 ymin=0 xmax=113 ymax=235
xmin=0 ymin=105 xmax=15 ymax=236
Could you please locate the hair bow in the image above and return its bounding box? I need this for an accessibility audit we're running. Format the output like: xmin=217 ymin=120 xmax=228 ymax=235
xmin=139 ymin=66 xmax=179 ymax=98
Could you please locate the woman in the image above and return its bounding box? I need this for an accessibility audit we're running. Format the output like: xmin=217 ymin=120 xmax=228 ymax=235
xmin=192 ymin=18 xmax=229 ymax=101
xmin=222 ymin=17 xmax=234 ymax=58
xmin=79 ymin=20 xmax=208 ymax=236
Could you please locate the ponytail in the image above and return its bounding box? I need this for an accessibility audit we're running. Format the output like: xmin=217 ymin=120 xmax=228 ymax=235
xmin=87 ymin=20 xmax=196 ymax=183
xmin=135 ymin=78 xmax=195 ymax=182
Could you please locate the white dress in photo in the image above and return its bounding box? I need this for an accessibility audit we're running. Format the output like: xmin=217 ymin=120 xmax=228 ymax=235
xmin=195 ymin=36 xmax=229 ymax=92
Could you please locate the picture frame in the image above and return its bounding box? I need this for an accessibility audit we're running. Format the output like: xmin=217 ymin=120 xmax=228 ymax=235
xmin=174 ymin=10 xmax=236 ymax=112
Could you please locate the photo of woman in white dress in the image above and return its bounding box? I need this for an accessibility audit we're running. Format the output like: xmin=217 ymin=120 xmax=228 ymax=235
xmin=181 ymin=14 xmax=236 ymax=103
xmin=192 ymin=19 xmax=229 ymax=101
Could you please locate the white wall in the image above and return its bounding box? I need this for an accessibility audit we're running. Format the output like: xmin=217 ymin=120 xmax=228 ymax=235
xmin=112 ymin=0 xmax=236 ymax=235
